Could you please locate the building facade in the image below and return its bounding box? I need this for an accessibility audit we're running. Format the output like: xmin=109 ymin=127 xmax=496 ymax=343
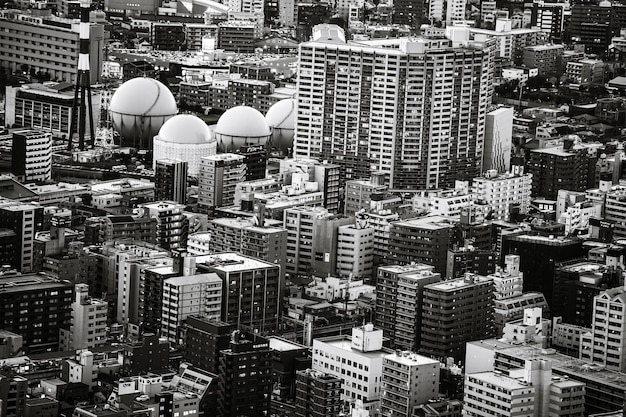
xmin=294 ymin=25 xmax=495 ymax=190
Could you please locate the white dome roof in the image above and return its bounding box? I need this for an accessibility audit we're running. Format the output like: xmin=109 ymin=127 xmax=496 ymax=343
xmin=265 ymin=99 xmax=296 ymax=130
xmin=109 ymin=78 xmax=178 ymax=116
xmin=156 ymin=114 xmax=214 ymax=144
xmin=215 ymin=106 xmax=271 ymax=138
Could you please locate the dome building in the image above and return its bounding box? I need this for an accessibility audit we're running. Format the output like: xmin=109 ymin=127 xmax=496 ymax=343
xmin=214 ymin=106 xmax=271 ymax=152
xmin=153 ymin=114 xmax=217 ymax=177
xmin=265 ymin=99 xmax=296 ymax=154
xmin=109 ymin=78 xmax=178 ymax=149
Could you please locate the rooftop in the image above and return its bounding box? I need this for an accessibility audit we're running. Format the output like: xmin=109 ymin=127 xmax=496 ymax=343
xmin=197 ymin=252 xmax=276 ymax=271
xmin=470 ymin=339 xmax=626 ymax=390
xmin=314 ymin=335 xmax=392 ymax=359
xmin=468 ymin=371 xmax=533 ymax=390
xmin=384 ymin=351 xmax=439 ymax=366
xmin=163 ymin=272 xmax=221 ymax=287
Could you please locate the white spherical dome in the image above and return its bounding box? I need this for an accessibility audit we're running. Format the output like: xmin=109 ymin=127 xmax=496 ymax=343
xmin=215 ymin=106 xmax=271 ymax=152
xmin=215 ymin=106 xmax=271 ymax=138
xmin=265 ymin=99 xmax=296 ymax=130
xmin=156 ymin=114 xmax=214 ymax=145
xmin=109 ymin=78 xmax=178 ymax=149
xmin=266 ymin=99 xmax=295 ymax=152
xmin=110 ymin=78 xmax=177 ymax=116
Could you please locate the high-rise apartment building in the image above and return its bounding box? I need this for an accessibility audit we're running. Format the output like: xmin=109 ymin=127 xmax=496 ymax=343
xmin=188 ymin=217 xmax=287 ymax=277
xmin=140 ymin=264 xmax=179 ymax=334
xmin=184 ymin=316 xmax=234 ymax=374
xmin=198 ymin=154 xmax=246 ymax=212
xmin=0 ymin=273 xmax=72 ymax=353
xmin=59 ymin=284 xmax=107 ymax=351
xmin=140 ymin=201 xmax=189 ymax=251
xmin=294 ymin=24 xmax=494 ymax=190
xmin=527 ymin=146 xmax=594 ymax=200
xmin=336 ymin=223 xmax=374 ymax=279
xmin=472 ymin=168 xmax=532 ymax=221
xmin=428 ymin=0 xmax=467 ymax=25
xmin=11 ymin=130 xmax=52 ymax=183
xmin=421 ymin=274 xmax=494 ymax=360
xmin=580 ymin=286 xmax=626 ymax=372
xmin=375 ymin=264 xmax=441 ymax=350
xmin=380 ymin=351 xmax=440 ymax=417
xmin=386 ymin=216 xmax=455 ymax=274
xmin=294 ymin=369 xmax=342 ymax=417
xmin=155 ymin=159 xmax=188 ymax=205
xmin=196 ymin=252 xmax=281 ymax=333
xmin=344 ymin=173 xmax=388 ymax=216
xmin=283 ymin=206 xmax=353 ymax=278
xmin=217 ymin=331 xmax=272 ymax=417
xmin=161 ymin=273 xmax=223 ymax=344
xmin=0 ymin=199 xmax=43 ymax=273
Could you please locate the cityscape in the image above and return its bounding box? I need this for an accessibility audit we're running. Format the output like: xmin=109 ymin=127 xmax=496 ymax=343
xmin=1 ymin=0 xmax=626 ymax=415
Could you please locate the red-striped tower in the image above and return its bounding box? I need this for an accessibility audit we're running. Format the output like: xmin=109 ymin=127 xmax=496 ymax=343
xmin=68 ymin=0 xmax=95 ymax=151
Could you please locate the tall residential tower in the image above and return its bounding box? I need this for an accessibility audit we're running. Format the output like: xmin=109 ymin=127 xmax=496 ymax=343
xmin=294 ymin=25 xmax=494 ymax=190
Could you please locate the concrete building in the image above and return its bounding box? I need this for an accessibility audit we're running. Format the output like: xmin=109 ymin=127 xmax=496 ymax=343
xmin=0 ymin=273 xmax=72 ymax=353
xmin=0 ymin=10 xmax=105 ymax=84
xmin=380 ymin=351 xmax=440 ymax=417
xmin=472 ymin=169 xmax=532 ymax=221
xmin=523 ymin=44 xmax=564 ymax=75
xmin=468 ymin=19 xmax=545 ymax=70
xmin=198 ymin=153 xmax=246 ymax=212
xmin=11 ymin=130 xmax=52 ymax=183
xmin=464 ymin=360 xmax=585 ymax=417
xmin=494 ymin=292 xmax=550 ymax=337
xmin=502 ymin=307 xmax=550 ymax=345
xmin=140 ymin=201 xmax=188 ymax=251
xmin=0 ymin=199 xmax=43 ymax=273
xmin=278 ymin=158 xmax=342 ymax=213
xmin=312 ymin=324 xmax=392 ymax=415
xmin=527 ymin=146 xmax=594 ymax=200
xmin=294 ymin=25 xmax=495 ymax=190
xmin=4 ymin=81 xmax=91 ymax=138
xmin=344 ymin=174 xmax=388 ymax=216
xmin=580 ymin=287 xmax=626 ymax=372
xmin=0 ymin=372 xmax=27 ymax=417
xmin=184 ymin=316 xmax=233 ymax=374
xmin=217 ymin=331 xmax=272 ymax=417
xmin=295 ymin=369 xmax=342 ymax=417
xmin=465 ymin=339 xmax=618 ymax=415
xmin=196 ymin=252 xmax=281 ymax=333
xmin=604 ymin=187 xmax=626 ymax=239
xmin=386 ymin=216 xmax=455 ymax=274
xmin=218 ymin=20 xmax=256 ymax=52
xmin=283 ymin=206 xmax=353 ymax=278
xmin=59 ymin=284 xmax=107 ymax=351
xmin=565 ymin=59 xmax=604 ymax=84
xmin=376 ymin=264 xmax=441 ymax=351
xmin=155 ymin=159 xmax=188 ymax=205
xmin=483 ymin=107 xmax=514 ymax=173
xmin=336 ymin=222 xmax=374 ymax=279
xmin=161 ymin=273 xmax=223 ymax=344
xmin=421 ymin=274 xmax=495 ymax=361
xmin=428 ymin=0 xmax=465 ymax=25
xmin=188 ymin=216 xmax=286 ymax=276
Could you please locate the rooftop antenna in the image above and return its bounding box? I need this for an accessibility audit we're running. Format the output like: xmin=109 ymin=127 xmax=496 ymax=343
xmin=68 ymin=0 xmax=95 ymax=151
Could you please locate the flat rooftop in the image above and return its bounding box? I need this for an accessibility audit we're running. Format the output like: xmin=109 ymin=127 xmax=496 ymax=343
xmin=468 ymin=371 xmax=532 ymax=390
